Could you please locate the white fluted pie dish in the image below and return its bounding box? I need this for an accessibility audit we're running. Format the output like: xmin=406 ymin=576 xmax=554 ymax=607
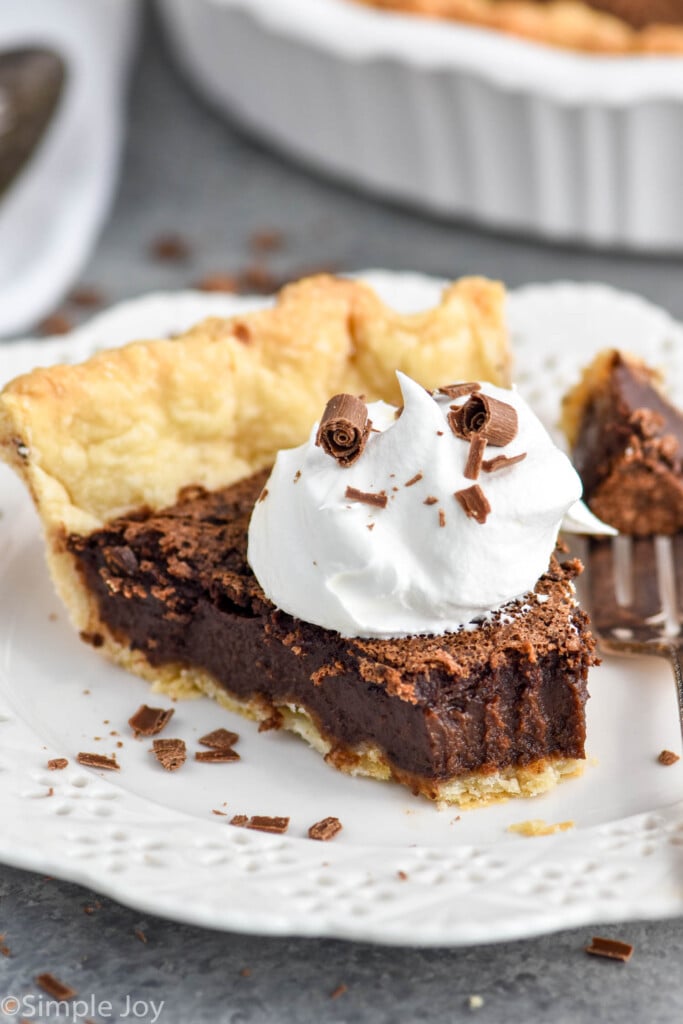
xmin=157 ymin=0 xmax=683 ymax=251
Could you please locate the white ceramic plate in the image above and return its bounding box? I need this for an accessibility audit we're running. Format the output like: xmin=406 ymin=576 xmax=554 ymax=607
xmin=2 ymin=273 xmax=683 ymax=946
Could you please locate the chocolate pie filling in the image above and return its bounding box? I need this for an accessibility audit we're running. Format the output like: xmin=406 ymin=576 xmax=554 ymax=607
xmin=67 ymin=470 xmax=593 ymax=786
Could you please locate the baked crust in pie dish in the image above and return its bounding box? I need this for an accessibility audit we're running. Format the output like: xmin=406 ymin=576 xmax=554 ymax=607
xmin=0 ymin=274 xmax=597 ymax=806
xmin=353 ymin=0 xmax=683 ymax=53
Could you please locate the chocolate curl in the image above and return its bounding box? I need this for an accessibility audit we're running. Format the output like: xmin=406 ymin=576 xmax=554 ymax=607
xmin=448 ymin=394 xmax=518 ymax=447
xmin=316 ymin=393 xmax=370 ymax=467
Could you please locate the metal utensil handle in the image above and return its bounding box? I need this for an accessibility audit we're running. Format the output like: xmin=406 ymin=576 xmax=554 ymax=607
xmin=665 ymin=643 xmax=683 ymax=746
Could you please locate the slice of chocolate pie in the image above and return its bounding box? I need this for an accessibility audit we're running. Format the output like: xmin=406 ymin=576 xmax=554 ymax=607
xmin=562 ymin=349 xmax=683 ymax=535
xmin=0 ymin=274 xmax=597 ymax=806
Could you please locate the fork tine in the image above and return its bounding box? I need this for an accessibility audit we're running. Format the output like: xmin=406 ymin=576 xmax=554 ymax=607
xmin=586 ymin=536 xmax=663 ymax=643
xmin=673 ymin=534 xmax=683 ymax=612
xmin=654 ymin=536 xmax=680 ymax=638
xmin=632 ymin=537 xmax=666 ymax=623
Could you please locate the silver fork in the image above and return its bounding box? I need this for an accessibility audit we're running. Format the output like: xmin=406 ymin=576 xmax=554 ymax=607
xmin=584 ymin=535 xmax=683 ymax=744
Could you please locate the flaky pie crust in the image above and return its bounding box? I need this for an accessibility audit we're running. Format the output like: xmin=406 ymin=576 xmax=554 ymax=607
xmin=354 ymin=0 xmax=683 ymax=53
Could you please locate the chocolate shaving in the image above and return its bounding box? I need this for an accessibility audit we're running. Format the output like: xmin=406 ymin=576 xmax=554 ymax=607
xmin=345 ymin=486 xmax=388 ymax=509
xmin=69 ymin=284 xmax=105 ymax=309
xmin=151 ymin=739 xmax=186 ymax=772
xmin=195 ymin=749 xmax=240 ymax=763
xmin=134 ymin=928 xmax=148 ymax=944
xmin=464 ymin=435 xmax=487 ymax=480
xmin=438 ymin=382 xmax=481 ymax=399
xmin=128 ymin=704 xmax=175 ymax=738
xmin=308 ymin=817 xmax=343 ymax=841
xmin=199 ymin=728 xmax=239 ymax=750
xmin=47 ymin=758 xmax=68 ymax=770
xmin=149 ymin=233 xmax=191 ymax=262
xmin=196 ymin=272 xmax=238 ymax=293
xmin=250 ymin=229 xmax=284 ymax=254
xmin=316 ymin=394 xmax=370 ymax=467
xmin=658 ymin=749 xmax=680 ymax=765
xmin=424 ymin=496 xmax=438 ymax=505
xmin=258 ymin=488 xmax=269 ymax=503
xmin=231 ymin=815 xmax=289 ymax=834
xmin=248 ymin=815 xmax=289 ymax=834
xmin=454 ymin=485 xmax=491 ymax=525
xmin=36 ymin=973 xmax=77 ymax=999
xmin=482 ymin=452 xmax=527 ymax=473
xmin=404 ymin=472 xmax=423 ymax=487
xmin=76 ymin=752 xmax=119 ymax=771
xmin=438 ymin=509 xmax=446 ymax=528
xmin=330 ymin=985 xmax=348 ymax=999
xmin=39 ymin=311 xmax=72 ymax=336
xmin=585 ymin=937 xmax=634 ymax=963
xmin=448 ymin=393 xmax=518 ymax=447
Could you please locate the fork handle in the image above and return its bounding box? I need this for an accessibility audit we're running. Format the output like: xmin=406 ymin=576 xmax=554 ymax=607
xmin=664 ymin=644 xmax=683 ymax=747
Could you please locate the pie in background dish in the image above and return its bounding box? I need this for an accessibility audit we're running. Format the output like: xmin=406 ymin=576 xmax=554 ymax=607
xmin=354 ymin=0 xmax=683 ymax=53
xmin=0 ymin=274 xmax=596 ymax=806
xmin=562 ymin=348 xmax=683 ymax=535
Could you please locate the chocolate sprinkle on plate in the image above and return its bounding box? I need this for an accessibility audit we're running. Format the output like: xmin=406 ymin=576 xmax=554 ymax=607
xmin=76 ymin=752 xmax=119 ymax=771
xmin=585 ymin=937 xmax=634 ymax=962
xmin=424 ymin=496 xmax=438 ymax=505
xmin=308 ymin=816 xmax=343 ymax=841
xmin=438 ymin=509 xmax=446 ymax=528
xmin=35 ymin=973 xmax=77 ymax=999
xmin=151 ymin=738 xmax=186 ymax=772
xmin=128 ymin=704 xmax=175 ymax=738
xmin=231 ymin=815 xmax=290 ymax=834
xmin=454 ymin=485 xmax=491 ymax=525
xmin=345 ymin=486 xmax=388 ymax=509
xmin=199 ymin=728 xmax=239 ymax=750
xmin=658 ymin=749 xmax=680 ymax=765
xmin=404 ymin=472 xmax=423 ymax=487
xmin=47 ymin=758 xmax=68 ymax=770
xmin=195 ymin=749 xmax=240 ymax=763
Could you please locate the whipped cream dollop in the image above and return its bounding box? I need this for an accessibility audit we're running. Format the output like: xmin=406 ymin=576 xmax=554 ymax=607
xmin=248 ymin=373 xmax=603 ymax=639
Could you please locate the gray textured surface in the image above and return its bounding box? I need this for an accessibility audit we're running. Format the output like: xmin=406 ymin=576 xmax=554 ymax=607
xmin=2 ymin=8 xmax=683 ymax=1022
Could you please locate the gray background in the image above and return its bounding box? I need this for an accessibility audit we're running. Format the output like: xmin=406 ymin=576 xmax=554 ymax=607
xmin=2 ymin=8 xmax=683 ymax=1022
